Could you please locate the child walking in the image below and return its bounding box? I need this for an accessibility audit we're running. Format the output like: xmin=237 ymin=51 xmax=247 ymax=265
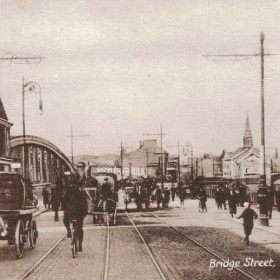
xmin=237 ymin=202 xmax=258 ymax=245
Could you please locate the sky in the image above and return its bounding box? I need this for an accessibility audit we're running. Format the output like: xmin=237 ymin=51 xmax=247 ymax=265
xmin=1 ymin=0 xmax=280 ymax=158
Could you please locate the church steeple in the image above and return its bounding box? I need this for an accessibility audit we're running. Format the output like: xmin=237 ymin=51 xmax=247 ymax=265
xmin=243 ymin=114 xmax=253 ymax=148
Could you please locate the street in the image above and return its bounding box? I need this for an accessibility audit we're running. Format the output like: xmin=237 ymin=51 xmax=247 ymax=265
xmin=1 ymin=198 xmax=280 ymax=280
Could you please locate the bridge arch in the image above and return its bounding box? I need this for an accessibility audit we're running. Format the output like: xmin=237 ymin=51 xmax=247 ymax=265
xmin=10 ymin=135 xmax=74 ymax=185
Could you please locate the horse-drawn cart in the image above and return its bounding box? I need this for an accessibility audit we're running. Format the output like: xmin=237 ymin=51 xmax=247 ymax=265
xmin=0 ymin=206 xmax=38 ymax=259
xmin=83 ymin=184 xmax=118 ymax=226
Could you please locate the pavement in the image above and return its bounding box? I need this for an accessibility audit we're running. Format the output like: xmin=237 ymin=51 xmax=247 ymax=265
xmin=164 ymin=197 xmax=280 ymax=254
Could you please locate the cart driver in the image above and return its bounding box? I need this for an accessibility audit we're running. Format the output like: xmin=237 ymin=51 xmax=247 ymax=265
xmin=99 ymin=178 xmax=112 ymax=211
xmin=62 ymin=183 xmax=88 ymax=252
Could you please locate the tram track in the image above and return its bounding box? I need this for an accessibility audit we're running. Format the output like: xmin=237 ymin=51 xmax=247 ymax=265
xmin=16 ymin=209 xmax=260 ymax=280
xmin=125 ymin=211 xmax=168 ymax=280
xmin=147 ymin=211 xmax=258 ymax=280
xmin=18 ymin=232 xmax=67 ymax=280
xmin=18 ymin=212 xmax=111 ymax=280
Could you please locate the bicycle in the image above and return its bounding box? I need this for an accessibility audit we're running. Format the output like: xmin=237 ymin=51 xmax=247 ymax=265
xmin=70 ymin=219 xmax=80 ymax=258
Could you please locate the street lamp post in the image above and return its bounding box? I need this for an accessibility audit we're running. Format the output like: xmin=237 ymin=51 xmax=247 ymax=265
xmin=22 ymin=78 xmax=42 ymax=181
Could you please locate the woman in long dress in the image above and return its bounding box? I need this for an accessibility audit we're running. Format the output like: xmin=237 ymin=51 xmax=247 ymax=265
xmin=228 ymin=189 xmax=237 ymax=218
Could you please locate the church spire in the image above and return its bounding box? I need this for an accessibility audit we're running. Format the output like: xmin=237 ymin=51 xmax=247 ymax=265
xmin=243 ymin=114 xmax=253 ymax=148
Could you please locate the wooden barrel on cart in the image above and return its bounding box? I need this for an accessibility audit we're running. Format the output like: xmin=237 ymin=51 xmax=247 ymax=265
xmin=0 ymin=173 xmax=26 ymax=210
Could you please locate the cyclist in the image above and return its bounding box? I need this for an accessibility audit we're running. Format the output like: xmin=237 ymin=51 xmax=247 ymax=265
xmin=62 ymin=183 xmax=88 ymax=252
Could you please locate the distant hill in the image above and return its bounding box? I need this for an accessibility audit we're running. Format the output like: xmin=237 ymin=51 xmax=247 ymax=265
xmin=71 ymin=154 xmax=119 ymax=166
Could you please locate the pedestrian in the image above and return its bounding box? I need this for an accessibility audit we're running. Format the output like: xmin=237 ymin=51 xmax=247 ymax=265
xmin=198 ymin=188 xmax=207 ymax=212
xmin=171 ymin=183 xmax=176 ymax=202
xmin=164 ymin=187 xmax=170 ymax=208
xmin=220 ymin=186 xmax=227 ymax=210
xmin=237 ymin=202 xmax=258 ymax=245
xmin=178 ymin=187 xmax=185 ymax=206
xmin=215 ymin=186 xmax=222 ymax=209
xmin=239 ymin=184 xmax=247 ymax=207
xmin=267 ymin=186 xmax=274 ymax=220
xmin=133 ymin=184 xmax=142 ymax=210
xmin=155 ymin=185 xmax=162 ymax=209
xmin=42 ymin=187 xmax=50 ymax=209
xmin=51 ymin=186 xmax=61 ymax=222
xmin=228 ymin=188 xmax=237 ymax=218
xmin=141 ymin=187 xmax=150 ymax=210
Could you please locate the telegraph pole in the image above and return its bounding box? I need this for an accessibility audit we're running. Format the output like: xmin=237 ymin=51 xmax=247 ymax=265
xmin=120 ymin=141 xmax=123 ymax=182
xmin=66 ymin=124 xmax=90 ymax=166
xmin=160 ymin=124 xmax=164 ymax=185
xmin=190 ymin=143 xmax=193 ymax=181
xmin=204 ymin=32 xmax=278 ymax=226
xmin=143 ymin=124 xmax=167 ymax=186
xmin=71 ymin=124 xmax=74 ymax=165
xmin=260 ymin=32 xmax=265 ymax=187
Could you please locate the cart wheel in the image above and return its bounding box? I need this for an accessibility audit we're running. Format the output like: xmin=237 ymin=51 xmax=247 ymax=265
xmin=15 ymin=219 xmax=25 ymax=259
xmin=29 ymin=220 xmax=38 ymax=249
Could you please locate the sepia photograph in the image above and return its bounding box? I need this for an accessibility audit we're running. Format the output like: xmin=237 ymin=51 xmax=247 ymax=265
xmin=0 ymin=1 xmax=280 ymax=279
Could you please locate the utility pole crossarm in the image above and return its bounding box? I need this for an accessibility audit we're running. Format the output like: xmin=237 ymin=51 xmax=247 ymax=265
xmin=143 ymin=133 xmax=167 ymax=136
xmin=203 ymin=53 xmax=279 ymax=58
xmin=66 ymin=135 xmax=91 ymax=138
xmin=0 ymin=56 xmax=45 ymax=60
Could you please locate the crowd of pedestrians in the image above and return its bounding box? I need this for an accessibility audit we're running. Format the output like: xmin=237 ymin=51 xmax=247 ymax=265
xmin=214 ymin=183 xmax=249 ymax=218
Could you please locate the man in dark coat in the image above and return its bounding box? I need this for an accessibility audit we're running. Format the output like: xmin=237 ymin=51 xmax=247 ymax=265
xmin=215 ymin=187 xmax=222 ymax=209
xmin=267 ymin=186 xmax=274 ymax=220
xmin=237 ymin=202 xmax=258 ymax=245
xmin=63 ymin=184 xmax=88 ymax=252
xmin=99 ymin=178 xmax=112 ymax=211
xmin=239 ymin=184 xmax=247 ymax=207
xmin=164 ymin=187 xmax=170 ymax=208
xmin=198 ymin=188 xmax=207 ymax=212
xmin=42 ymin=187 xmax=50 ymax=209
xmin=171 ymin=183 xmax=176 ymax=202
xmin=178 ymin=186 xmax=186 ymax=206
xmin=51 ymin=187 xmax=61 ymax=221
xmin=155 ymin=185 xmax=162 ymax=208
